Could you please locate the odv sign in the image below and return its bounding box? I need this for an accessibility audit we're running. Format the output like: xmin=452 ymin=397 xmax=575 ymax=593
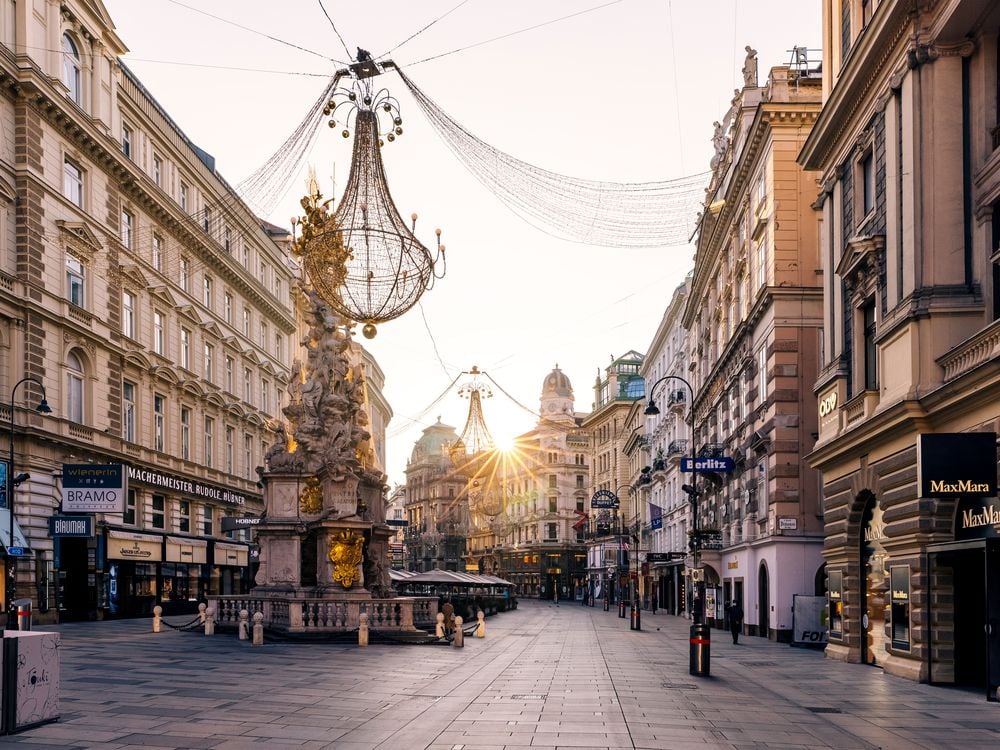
xmin=681 ymin=457 xmax=735 ymax=473
xmin=62 ymin=464 xmax=126 ymax=513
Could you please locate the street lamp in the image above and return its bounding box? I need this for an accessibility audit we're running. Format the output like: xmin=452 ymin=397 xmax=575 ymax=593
xmin=644 ymin=375 xmax=703 ymax=624
xmin=6 ymin=376 xmax=51 ymax=628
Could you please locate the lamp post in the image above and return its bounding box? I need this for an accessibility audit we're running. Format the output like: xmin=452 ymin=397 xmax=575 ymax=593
xmin=611 ymin=484 xmax=640 ymax=627
xmin=643 ymin=375 xmax=702 ymax=623
xmin=6 ymin=376 xmax=52 ymax=629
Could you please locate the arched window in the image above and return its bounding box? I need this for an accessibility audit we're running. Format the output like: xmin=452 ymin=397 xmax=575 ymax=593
xmin=62 ymin=33 xmax=82 ymax=105
xmin=67 ymin=350 xmax=85 ymax=423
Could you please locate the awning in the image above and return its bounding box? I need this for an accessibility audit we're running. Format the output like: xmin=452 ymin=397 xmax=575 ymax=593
xmin=389 ymin=569 xmax=418 ymax=581
xmin=0 ymin=512 xmax=31 ymax=555
xmin=108 ymin=529 xmax=163 ymax=562
xmin=166 ymin=536 xmax=208 ymax=564
xmin=213 ymin=541 xmax=248 ymax=567
xmin=403 ymin=570 xmax=515 ymax=587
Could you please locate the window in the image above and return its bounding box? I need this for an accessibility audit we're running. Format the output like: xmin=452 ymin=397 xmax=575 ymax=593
xmin=124 ymin=489 xmax=137 ymax=525
xmin=547 ymin=523 xmax=557 ymax=540
xmin=860 ymin=149 xmax=875 ymax=218
xmin=224 ymin=226 xmax=232 ymax=253
xmin=203 ymin=208 xmax=211 ymax=234
xmin=275 ymin=332 xmax=283 ymax=360
xmin=66 ymin=350 xmax=84 ymax=424
xmin=260 ymin=321 xmax=268 ymax=350
xmin=153 ymin=155 xmax=162 ymax=186
xmin=153 ymin=311 xmax=165 ymax=355
xmin=179 ymin=257 xmax=190 ymax=292
xmin=204 ymin=343 xmax=214 ymax=383
xmin=122 ymin=380 xmax=136 ymax=442
xmin=202 ymin=505 xmax=213 ymax=536
xmin=152 ymin=495 xmax=165 ymax=529
xmin=862 ymin=300 xmax=878 ymax=391
xmin=756 ymin=233 xmax=768 ymax=288
xmin=244 ymin=433 xmax=253 ymax=480
xmin=225 ymin=425 xmax=234 ymax=474
xmin=261 ymin=378 xmax=270 ymax=413
xmin=243 ymin=367 xmax=252 ymax=403
xmin=121 ymin=209 xmax=133 ymax=248
xmin=242 ymin=308 xmax=251 ymax=337
xmin=180 ymin=327 xmax=191 ymax=369
xmin=548 ymin=475 xmax=557 ymax=489
xmin=548 ymin=496 xmax=557 ymax=513
xmin=179 ymin=182 xmax=189 ymax=211
xmin=224 ymin=292 xmax=233 ymax=324
xmin=180 ymin=406 xmax=191 ymax=460
xmin=576 ymin=475 xmax=585 ymax=489
xmin=203 ymin=275 xmax=213 ymax=309
xmin=204 ymin=417 xmax=214 ymax=468
xmin=757 ymin=346 xmax=767 ymax=405
xmin=154 ymin=394 xmax=165 ymax=452
xmin=121 ymin=124 xmax=133 ymax=159
xmin=63 ymin=159 xmax=83 ymax=207
xmin=242 ymin=244 xmax=250 ymax=269
xmin=66 ymin=254 xmax=85 ymax=307
xmin=62 ymin=34 xmax=81 ymax=105
xmin=121 ymin=291 xmax=135 ymax=338
xmin=152 ymin=235 xmax=163 ymax=271
xmin=225 ymin=356 xmax=234 ymax=393
xmin=178 ymin=500 xmax=191 ymax=533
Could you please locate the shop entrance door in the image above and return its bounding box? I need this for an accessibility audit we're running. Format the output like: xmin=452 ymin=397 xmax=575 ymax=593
xmin=953 ymin=548 xmax=987 ymax=688
xmin=758 ymin=564 xmax=770 ymax=639
xmin=986 ymin=541 xmax=1000 ymax=699
xmin=57 ymin=537 xmax=91 ymax=621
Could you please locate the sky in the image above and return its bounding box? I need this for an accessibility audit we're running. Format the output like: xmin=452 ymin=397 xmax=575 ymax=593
xmin=102 ymin=0 xmax=820 ymax=487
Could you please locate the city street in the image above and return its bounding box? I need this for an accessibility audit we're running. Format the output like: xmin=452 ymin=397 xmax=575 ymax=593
xmin=3 ymin=601 xmax=998 ymax=749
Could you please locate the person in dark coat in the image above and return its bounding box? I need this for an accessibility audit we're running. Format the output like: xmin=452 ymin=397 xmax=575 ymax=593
xmin=728 ymin=599 xmax=744 ymax=644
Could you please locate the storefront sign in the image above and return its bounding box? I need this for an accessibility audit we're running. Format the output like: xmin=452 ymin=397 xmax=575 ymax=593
xmin=215 ymin=541 xmax=249 ymax=566
xmin=818 ymin=390 xmax=838 ymax=420
xmin=107 ymin=530 xmax=163 ymax=562
xmin=48 ymin=515 xmax=94 ymax=537
xmin=166 ymin=536 xmax=208 ymax=564
xmin=127 ymin=466 xmax=253 ymax=505
xmin=954 ymin=497 xmax=1000 ymax=540
xmin=590 ymin=490 xmax=619 ymax=509
xmin=63 ymin=464 xmax=126 ymax=513
xmin=681 ymin=457 xmax=735 ymax=473
xmin=220 ymin=516 xmax=261 ymax=532
xmin=918 ymin=433 xmax=997 ymax=498
xmin=647 ymin=552 xmax=684 ymax=563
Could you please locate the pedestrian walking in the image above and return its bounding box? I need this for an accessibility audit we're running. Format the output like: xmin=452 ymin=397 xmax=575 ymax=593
xmin=728 ymin=599 xmax=744 ymax=644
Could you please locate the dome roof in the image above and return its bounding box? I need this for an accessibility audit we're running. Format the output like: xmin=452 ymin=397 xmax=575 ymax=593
xmin=411 ymin=417 xmax=458 ymax=461
xmin=542 ymin=365 xmax=573 ymax=399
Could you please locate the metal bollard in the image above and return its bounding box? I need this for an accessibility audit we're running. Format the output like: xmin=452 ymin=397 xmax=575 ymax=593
xmin=252 ymin=612 xmax=264 ymax=646
xmin=238 ymin=609 xmax=249 ymax=640
xmin=618 ymin=600 xmax=626 ymax=618
xmin=689 ymin=622 xmax=711 ymax=677
xmin=452 ymin=616 xmax=464 ymax=648
xmin=630 ymin=600 xmax=641 ymax=631
xmin=603 ymin=597 xmax=609 ymax=612
xmin=435 ymin=612 xmax=445 ymax=638
xmin=359 ymin=613 xmax=369 ymax=647
xmin=152 ymin=605 xmax=162 ymax=634
xmin=198 ymin=602 xmax=207 ymax=624
xmin=204 ymin=607 xmax=215 ymax=636
xmin=475 ymin=610 xmax=486 ymax=638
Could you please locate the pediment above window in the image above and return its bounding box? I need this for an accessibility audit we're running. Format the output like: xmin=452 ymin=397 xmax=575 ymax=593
xmin=118 ymin=263 xmax=149 ymax=289
xmin=836 ymin=234 xmax=885 ymax=298
xmin=56 ymin=220 xmax=102 ymax=258
xmin=149 ymin=285 xmax=178 ymax=307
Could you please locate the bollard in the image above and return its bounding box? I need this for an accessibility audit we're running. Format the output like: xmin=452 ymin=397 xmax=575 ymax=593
xmin=630 ymin=600 xmax=641 ymax=631
xmin=618 ymin=600 xmax=626 ymax=618
xmin=435 ymin=612 xmax=445 ymax=638
xmin=475 ymin=610 xmax=486 ymax=638
xmin=198 ymin=602 xmax=207 ymax=624
xmin=238 ymin=609 xmax=249 ymax=641
xmin=252 ymin=612 xmax=264 ymax=646
xmin=152 ymin=605 xmax=162 ymax=634
xmin=359 ymin=613 xmax=369 ymax=647
xmin=452 ymin=616 xmax=464 ymax=648
xmin=204 ymin=607 xmax=215 ymax=636
xmin=603 ymin=597 xmax=609 ymax=612
xmin=689 ymin=622 xmax=711 ymax=677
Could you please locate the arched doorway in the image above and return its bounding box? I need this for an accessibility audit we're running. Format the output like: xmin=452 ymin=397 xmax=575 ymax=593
xmin=814 ymin=562 xmax=827 ymax=596
xmin=758 ymin=562 xmax=770 ymax=639
xmin=859 ymin=491 xmax=887 ymax=666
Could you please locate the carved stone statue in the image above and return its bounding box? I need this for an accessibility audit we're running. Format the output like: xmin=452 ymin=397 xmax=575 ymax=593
xmin=742 ymin=46 xmax=759 ymax=88
xmin=710 ymin=120 xmax=729 ymax=170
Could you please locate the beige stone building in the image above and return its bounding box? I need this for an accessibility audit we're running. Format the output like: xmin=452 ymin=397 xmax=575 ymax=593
xmin=0 ymin=1 xmax=293 ymax=621
xmin=684 ymin=58 xmax=824 ymax=639
xmin=800 ymin=0 xmax=1000 ymax=692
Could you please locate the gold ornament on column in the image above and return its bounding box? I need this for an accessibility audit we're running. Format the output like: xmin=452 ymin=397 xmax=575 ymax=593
xmin=328 ymin=529 xmax=364 ymax=588
xmin=298 ymin=476 xmax=322 ymax=515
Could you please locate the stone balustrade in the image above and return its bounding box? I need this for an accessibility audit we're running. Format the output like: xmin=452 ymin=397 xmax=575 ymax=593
xmin=207 ymin=595 xmax=439 ymax=634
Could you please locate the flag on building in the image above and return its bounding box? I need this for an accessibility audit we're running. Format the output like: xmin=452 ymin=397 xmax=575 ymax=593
xmin=649 ymin=503 xmax=663 ymax=530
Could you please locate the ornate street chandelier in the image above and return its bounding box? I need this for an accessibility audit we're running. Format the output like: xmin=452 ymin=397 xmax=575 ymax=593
xmin=292 ymin=70 xmax=446 ymax=339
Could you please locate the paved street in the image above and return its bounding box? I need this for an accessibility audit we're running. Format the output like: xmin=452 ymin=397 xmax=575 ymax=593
xmin=3 ymin=600 xmax=999 ymax=749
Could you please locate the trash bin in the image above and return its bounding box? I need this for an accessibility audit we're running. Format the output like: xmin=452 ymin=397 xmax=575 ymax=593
xmin=689 ymin=622 xmax=710 ymax=676
xmin=13 ymin=599 xmax=30 ymax=631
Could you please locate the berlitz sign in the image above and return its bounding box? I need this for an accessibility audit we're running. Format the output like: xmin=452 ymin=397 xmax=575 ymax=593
xmin=918 ymin=433 xmax=997 ymax=499
xmin=681 ymin=457 xmax=735 ymax=473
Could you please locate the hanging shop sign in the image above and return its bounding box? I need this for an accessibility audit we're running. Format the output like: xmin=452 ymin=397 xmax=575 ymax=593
xmin=127 ymin=466 xmax=253 ymax=505
xmin=590 ymin=490 xmax=619 ymax=509
xmin=62 ymin=464 xmax=126 ymax=513
xmin=220 ymin=516 xmax=261 ymax=532
xmin=918 ymin=432 xmax=997 ymax=498
xmin=48 ymin=515 xmax=94 ymax=538
xmin=681 ymin=457 xmax=735 ymax=473
xmin=954 ymin=497 xmax=1000 ymax=540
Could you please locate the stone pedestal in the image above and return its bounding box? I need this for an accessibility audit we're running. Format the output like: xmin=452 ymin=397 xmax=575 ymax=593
xmin=314 ymin=520 xmax=371 ymax=597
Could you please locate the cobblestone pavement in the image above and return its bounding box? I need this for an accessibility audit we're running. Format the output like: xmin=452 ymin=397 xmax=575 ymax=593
xmin=2 ymin=600 xmax=998 ymax=749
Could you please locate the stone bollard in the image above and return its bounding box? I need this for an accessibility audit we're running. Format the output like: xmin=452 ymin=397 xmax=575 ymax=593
xmin=475 ymin=610 xmax=486 ymax=638
xmin=198 ymin=602 xmax=207 ymax=624
xmin=238 ymin=609 xmax=250 ymax=641
xmin=453 ymin=616 xmax=464 ymax=648
xmin=435 ymin=612 xmax=445 ymax=638
xmin=204 ymin=607 xmax=215 ymax=636
xmin=152 ymin=605 xmax=162 ymax=634
xmin=252 ymin=612 xmax=264 ymax=646
xmin=359 ymin=613 xmax=369 ymax=647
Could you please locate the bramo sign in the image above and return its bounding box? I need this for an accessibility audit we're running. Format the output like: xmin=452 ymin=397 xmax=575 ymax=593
xmin=62 ymin=463 xmax=126 ymax=513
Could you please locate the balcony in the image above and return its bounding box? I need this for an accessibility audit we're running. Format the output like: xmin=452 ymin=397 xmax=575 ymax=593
xmin=668 ymin=390 xmax=687 ymax=415
xmin=667 ymin=439 xmax=687 ymax=457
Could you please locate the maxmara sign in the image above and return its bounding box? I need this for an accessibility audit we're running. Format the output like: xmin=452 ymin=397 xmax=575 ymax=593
xmin=955 ymin=498 xmax=1000 ymax=541
xmin=918 ymin=432 xmax=997 ymax=499
xmin=127 ymin=466 xmax=252 ymax=505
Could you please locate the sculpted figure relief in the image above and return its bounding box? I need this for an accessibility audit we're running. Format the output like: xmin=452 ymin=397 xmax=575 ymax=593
xmin=742 ymin=45 xmax=758 ymax=88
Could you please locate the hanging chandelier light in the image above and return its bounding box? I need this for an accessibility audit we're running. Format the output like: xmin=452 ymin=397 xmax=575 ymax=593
xmin=292 ymin=73 xmax=446 ymax=339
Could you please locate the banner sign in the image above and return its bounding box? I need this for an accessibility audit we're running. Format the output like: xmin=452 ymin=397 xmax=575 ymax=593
xmin=681 ymin=457 xmax=735 ymax=473
xmin=48 ymin=515 xmax=94 ymax=537
xmin=220 ymin=516 xmax=261 ymax=532
xmin=128 ymin=465 xmax=251 ymax=505
xmin=918 ymin=432 xmax=997 ymax=498
xmin=590 ymin=490 xmax=619 ymax=509
xmin=792 ymin=594 xmax=829 ymax=645
xmin=63 ymin=464 xmax=126 ymax=513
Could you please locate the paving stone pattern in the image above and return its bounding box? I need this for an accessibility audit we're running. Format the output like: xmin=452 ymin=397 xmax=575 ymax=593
xmin=1 ymin=601 xmax=998 ymax=749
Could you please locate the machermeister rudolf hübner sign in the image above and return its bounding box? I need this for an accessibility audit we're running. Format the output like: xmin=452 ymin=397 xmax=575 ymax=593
xmin=62 ymin=463 xmax=126 ymax=513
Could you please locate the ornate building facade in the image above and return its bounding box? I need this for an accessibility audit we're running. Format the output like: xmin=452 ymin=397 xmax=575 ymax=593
xmin=0 ymin=1 xmax=292 ymax=621
xmin=684 ymin=56 xmax=824 ymax=639
xmin=800 ymin=0 xmax=1000 ymax=691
